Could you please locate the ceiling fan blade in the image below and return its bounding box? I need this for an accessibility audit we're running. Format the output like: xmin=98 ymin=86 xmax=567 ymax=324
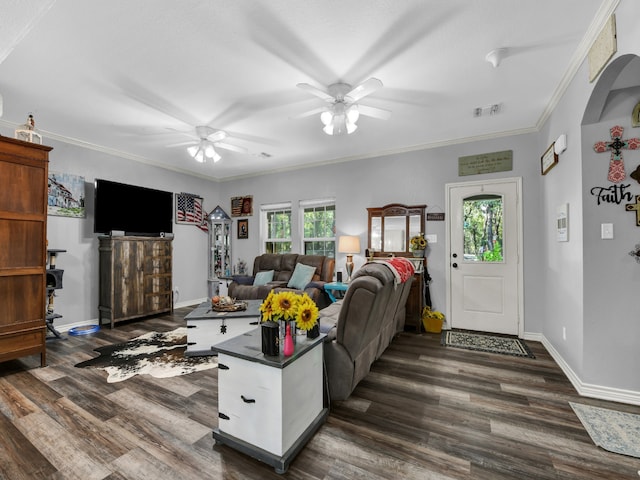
xmin=215 ymin=142 xmax=248 ymax=154
xmin=297 ymin=83 xmax=334 ymax=102
xmin=357 ymin=104 xmax=392 ymax=120
xmin=207 ymin=130 xmax=227 ymax=142
xmin=291 ymin=106 xmax=328 ymax=119
xmin=166 ymin=140 xmax=197 ymax=148
xmin=345 ymin=78 xmax=383 ymax=102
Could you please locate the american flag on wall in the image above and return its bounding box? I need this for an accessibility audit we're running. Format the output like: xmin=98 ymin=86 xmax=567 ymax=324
xmin=176 ymin=193 xmax=208 ymax=231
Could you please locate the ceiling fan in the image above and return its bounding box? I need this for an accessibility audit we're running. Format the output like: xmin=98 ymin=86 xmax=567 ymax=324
xmin=170 ymin=126 xmax=248 ymax=163
xmin=296 ymin=78 xmax=391 ymax=135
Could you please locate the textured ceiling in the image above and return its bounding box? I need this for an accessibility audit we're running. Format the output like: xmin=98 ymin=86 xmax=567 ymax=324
xmin=0 ymin=0 xmax=616 ymax=181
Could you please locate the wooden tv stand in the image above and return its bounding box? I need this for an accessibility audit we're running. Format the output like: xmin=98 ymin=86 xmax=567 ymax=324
xmin=98 ymin=236 xmax=173 ymax=328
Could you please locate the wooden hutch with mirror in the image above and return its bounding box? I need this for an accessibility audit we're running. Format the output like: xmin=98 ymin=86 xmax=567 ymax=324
xmin=367 ymin=204 xmax=426 ymax=332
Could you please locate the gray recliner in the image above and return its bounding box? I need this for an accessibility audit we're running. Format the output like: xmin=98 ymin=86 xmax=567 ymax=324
xmin=319 ymin=261 xmax=414 ymax=401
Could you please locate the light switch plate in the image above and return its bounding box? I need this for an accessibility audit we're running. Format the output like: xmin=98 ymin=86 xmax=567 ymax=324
xmin=601 ymin=223 xmax=614 ymax=239
xmin=426 ymin=234 xmax=437 ymax=244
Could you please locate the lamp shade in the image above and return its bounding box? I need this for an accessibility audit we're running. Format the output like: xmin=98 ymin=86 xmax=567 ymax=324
xmin=338 ymin=235 xmax=360 ymax=254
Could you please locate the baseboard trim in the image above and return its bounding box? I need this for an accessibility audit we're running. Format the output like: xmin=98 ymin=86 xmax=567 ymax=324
xmin=538 ymin=333 xmax=640 ymax=407
xmin=53 ymin=299 xmax=206 ymax=333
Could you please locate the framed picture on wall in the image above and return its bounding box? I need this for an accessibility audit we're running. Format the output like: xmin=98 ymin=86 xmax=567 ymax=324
xmin=48 ymin=172 xmax=86 ymax=217
xmin=541 ymin=143 xmax=558 ymax=175
xmin=238 ymin=219 xmax=248 ymax=239
xmin=175 ymin=193 xmax=205 ymax=225
xmin=231 ymin=195 xmax=253 ymax=217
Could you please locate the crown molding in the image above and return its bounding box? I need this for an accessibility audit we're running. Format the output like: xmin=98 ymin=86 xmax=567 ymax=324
xmin=536 ymin=0 xmax=621 ymax=129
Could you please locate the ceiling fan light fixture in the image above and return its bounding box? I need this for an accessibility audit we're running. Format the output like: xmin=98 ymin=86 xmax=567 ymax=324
xmin=203 ymin=141 xmax=216 ymax=158
xmin=321 ymin=103 xmax=358 ymax=136
xmin=347 ymin=104 xmax=359 ymax=123
xmin=193 ymin=148 xmax=206 ymax=163
xmin=320 ymin=110 xmax=333 ymax=126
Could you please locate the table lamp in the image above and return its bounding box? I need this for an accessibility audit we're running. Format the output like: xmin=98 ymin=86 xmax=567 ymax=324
xmin=338 ymin=235 xmax=361 ymax=283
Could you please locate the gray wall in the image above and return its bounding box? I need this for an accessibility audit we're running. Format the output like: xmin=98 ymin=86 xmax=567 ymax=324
xmin=40 ymin=140 xmax=216 ymax=324
xmin=219 ymin=133 xmax=544 ymax=333
xmin=539 ymin=0 xmax=640 ymax=398
xmin=582 ymin=88 xmax=640 ymax=390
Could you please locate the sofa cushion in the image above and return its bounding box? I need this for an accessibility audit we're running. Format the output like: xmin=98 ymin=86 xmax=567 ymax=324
xmin=255 ymin=254 xmax=283 ymax=273
xmin=287 ymin=263 xmax=316 ymax=290
xmin=253 ymin=270 xmax=274 ymax=286
xmin=297 ymin=255 xmax=326 ymax=280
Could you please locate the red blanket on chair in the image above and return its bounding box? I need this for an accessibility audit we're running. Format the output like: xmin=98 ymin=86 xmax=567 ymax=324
xmin=371 ymin=257 xmax=415 ymax=284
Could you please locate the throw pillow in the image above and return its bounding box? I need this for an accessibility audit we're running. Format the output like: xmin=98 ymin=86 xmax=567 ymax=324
xmin=287 ymin=263 xmax=316 ymax=290
xmin=253 ymin=270 xmax=274 ymax=286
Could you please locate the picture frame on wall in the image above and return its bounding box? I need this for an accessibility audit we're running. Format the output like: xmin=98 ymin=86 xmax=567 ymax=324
xmin=175 ymin=193 xmax=205 ymax=225
xmin=231 ymin=195 xmax=253 ymax=217
xmin=48 ymin=171 xmax=86 ymax=218
xmin=541 ymin=142 xmax=558 ymax=175
xmin=238 ymin=219 xmax=248 ymax=239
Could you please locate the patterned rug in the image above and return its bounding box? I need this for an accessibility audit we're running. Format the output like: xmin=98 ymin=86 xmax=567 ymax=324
xmin=441 ymin=329 xmax=535 ymax=358
xmin=570 ymin=402 xmax=640 ymax=458
xmin=74 ymin=327 xmax=218 ymax=383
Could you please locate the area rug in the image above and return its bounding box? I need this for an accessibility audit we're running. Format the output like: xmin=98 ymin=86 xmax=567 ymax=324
xmin=74 ymin=327 xmax=217 ymax=383
xmin=570 ymin=402 xmax=640 ymax=458
xmin=441 ymin=329 xmax=535 ymax=358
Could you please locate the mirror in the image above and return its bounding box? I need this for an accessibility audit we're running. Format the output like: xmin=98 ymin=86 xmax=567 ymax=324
xmin=367 ymin=204 xmax=426 ymax=256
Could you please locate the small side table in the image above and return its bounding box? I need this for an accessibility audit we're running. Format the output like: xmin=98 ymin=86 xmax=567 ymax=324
xmin=324 ymin=281 xmax=348 ymax=302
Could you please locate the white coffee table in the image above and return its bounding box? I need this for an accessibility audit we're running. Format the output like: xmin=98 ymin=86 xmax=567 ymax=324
xmin=184 ymin=299 xmax=262 ymax=356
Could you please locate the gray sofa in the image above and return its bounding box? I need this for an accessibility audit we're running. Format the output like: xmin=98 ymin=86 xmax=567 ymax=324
xmin=318 ymin=260 xmax=414 ymax=401
xmin=227 ymin=253 xmax=335 ymax=309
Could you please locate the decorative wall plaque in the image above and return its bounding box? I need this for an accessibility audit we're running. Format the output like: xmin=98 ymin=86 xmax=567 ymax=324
xmin=458 ymin=150 xmax=513 ymax=176
xmin=588 ymin=14 xmax=616 ymax=83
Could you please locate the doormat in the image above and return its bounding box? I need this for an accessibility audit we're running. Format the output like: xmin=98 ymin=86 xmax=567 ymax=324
xmin=441 ymin=329 xmax=535 ymax=358
xmin=74 ymin=327 xmax=217 ymax=383
xmin=570 ymin=402 xmax=640 ymax=458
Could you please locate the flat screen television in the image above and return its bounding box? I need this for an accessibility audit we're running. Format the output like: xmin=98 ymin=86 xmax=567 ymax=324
xmin=94 ymin=178 xmax=173 ymax=236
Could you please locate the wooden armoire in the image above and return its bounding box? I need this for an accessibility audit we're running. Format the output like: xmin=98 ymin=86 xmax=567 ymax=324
xmin=0 ymin=136 xmax=52 ymax=367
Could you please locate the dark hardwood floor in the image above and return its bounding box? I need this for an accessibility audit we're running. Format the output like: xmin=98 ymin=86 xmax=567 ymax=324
xmin=1 ymin=307 xmax=639 ymax=479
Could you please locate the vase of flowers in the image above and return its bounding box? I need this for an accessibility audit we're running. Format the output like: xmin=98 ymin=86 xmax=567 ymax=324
xmin=259 ymin=291 xmax=320 ymax=355
xmin=422 ymin=306 xmax=445 ymax=333
xmin=410 ymin=233 xmax=427 ymax=257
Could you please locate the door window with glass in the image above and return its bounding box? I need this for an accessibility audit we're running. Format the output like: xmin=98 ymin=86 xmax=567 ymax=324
xmin=463 ymin=194 xmax=503 ymax=262
xmin=301 ymin=201 xmax=335 ymax=257
xmin=262 ymin=204 xmax=292 ymax=254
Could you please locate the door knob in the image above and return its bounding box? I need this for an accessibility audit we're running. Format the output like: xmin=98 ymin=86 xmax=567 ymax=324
xmin=452 ymin=263 xmax=458 ymax=268
xmin=452 ymin=253 xmax=458 ymax=258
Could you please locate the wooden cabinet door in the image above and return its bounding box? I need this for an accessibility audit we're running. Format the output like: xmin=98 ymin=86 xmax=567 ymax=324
xmin=113 ymin=239 xmax=145 ymax=319
xmin=0 ymin=137 xmax=51 ymax=366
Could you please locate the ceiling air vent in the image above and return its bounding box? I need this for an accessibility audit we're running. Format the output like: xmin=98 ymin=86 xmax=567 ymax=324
xmin=473 ymin=103 xmax=502 ymax=117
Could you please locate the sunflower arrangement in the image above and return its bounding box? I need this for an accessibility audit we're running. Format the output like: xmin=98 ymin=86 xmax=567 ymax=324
xmin=410 ymin=232 xmax=427 ymax=251
xmin=259 ymin=290 xmax=319 ymax=331
xmin=422 ymin=306 xmax=444 ymax=321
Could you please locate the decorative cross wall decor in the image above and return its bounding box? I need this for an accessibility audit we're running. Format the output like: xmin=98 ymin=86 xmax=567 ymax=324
xmin=593 ymin=125 xmax=640 ymax=183
xmin=625 ymin=195 xmax=640 ymax=226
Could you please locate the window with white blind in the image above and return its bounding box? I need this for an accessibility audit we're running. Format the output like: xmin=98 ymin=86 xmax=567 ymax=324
xmin=300 ymin=198 xmax=335 ymax=257
xmin=261 ymin=202 xmax=292 ymax=254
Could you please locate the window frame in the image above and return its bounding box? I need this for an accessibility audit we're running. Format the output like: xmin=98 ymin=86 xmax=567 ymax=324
xmin=299 ymin=198 xmax=336 ymax=257
xmin=260 ymin=202 xmax=292 ymax=254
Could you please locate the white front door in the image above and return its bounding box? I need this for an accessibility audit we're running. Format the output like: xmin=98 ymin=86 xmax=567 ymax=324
xmin=446 ymin=178 xmax=523 ymax=336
